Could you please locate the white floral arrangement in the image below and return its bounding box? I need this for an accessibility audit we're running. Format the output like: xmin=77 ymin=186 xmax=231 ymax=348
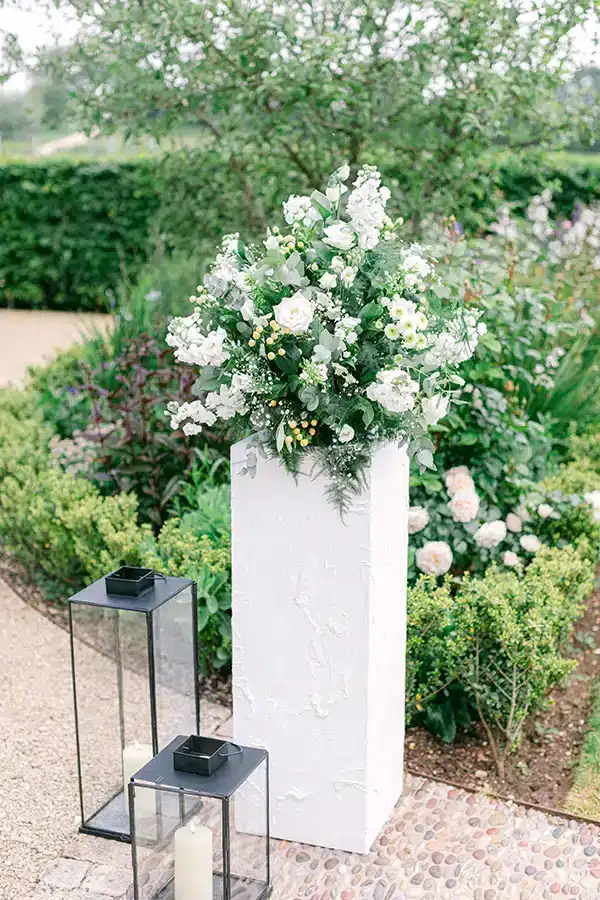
xmin=166 ymin=164 xmax=484 ymax=509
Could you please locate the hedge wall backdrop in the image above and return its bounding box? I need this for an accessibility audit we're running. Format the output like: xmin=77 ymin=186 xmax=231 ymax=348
xmin=1 ymin=151 xmax=600 ymax=312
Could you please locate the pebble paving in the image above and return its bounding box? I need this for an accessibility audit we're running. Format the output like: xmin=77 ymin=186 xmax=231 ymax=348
xmin=24 ymin=745 xmax=600 ymax=900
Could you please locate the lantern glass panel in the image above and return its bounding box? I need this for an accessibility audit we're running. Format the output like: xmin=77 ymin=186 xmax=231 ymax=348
xmin=70 ymin=603 xmax=153 ymax=838
xmin=130 ymin=738 xmax=270 ymax=900
xmin=69 ymin=575 xmax=199 ymax=842
xmin=152 ymin=584 xmax=198 ymax=749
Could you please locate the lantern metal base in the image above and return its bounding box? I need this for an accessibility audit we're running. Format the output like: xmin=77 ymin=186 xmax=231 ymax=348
xmin=151 ymin=873 xmax=271 ymax=900
xmin=80 ymin=788 xmax=132 ymax=843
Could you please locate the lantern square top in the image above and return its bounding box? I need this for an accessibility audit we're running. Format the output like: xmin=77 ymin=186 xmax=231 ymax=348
xmin=131 ymin=734 xmax=268 ymax=800
xmin=68 ymin=572 xmax=194 ymax=613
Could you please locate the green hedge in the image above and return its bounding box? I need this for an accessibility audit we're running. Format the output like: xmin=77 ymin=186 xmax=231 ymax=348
xmin=0 ymin=159 xmax=161 ymax=311
xmin=2 ymin=152 xmax=600 ymax=311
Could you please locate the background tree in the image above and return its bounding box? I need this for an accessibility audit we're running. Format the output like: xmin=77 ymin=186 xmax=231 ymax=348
xmin=32 ymin=0 xmax=599 ymax=227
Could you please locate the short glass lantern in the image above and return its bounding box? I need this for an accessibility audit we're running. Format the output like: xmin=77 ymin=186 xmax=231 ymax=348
xmin=68 ymin=568 xmax=200 ymax=841
xmin=129 ymin=734 xmax=270 ymax=900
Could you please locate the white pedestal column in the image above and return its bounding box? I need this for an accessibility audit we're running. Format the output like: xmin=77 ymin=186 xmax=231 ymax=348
xmin=231 ymin=439 xmax=409 ymax=854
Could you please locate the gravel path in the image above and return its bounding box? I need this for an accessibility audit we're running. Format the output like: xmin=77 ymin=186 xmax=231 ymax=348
xmin=0 ymin=309 xmax=111 ymax=387
xmin=3 ymin=577 xmax=600 ymax=900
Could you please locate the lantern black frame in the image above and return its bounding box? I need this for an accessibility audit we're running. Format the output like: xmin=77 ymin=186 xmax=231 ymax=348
xmin=129 ymin=735 xmax=271 ymax=900
xmin=68 ymin=572 xmax=200 ymax=843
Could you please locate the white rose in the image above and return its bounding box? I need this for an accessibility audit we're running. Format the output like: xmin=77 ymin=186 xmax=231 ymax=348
xmin=416 ymin=541 xmax=453 ymax=576
xmin=448 ymin=490 xmax=480 ymax=524
xmin=319 ymin=272 xmax=337 ymax=289
xmin=474 ymin=520 xmax=507 ymax=549
xmin=323 ymin=223 xmax=355 ymax=251
xmin=273 ymin=291 xmax=314 ymax=334
xmin=445 ymin=466 xmax=475 ymax=497
xmin=503 ymin=551 xmax=520 ymax=567
xmin=338 ymin=424 xmax=355 ymax=443
xmin=520 ymin=534 xmax=542 ymax=553
xmin=505 ymin=513 xmax=522 ymax=533
xmin=537 ymin=503 xmax=554 ymax=519
xmin=408 ymin=506 xmax=430 ymax=534
xmin=422 ymin=395 xmax=449 ymax=427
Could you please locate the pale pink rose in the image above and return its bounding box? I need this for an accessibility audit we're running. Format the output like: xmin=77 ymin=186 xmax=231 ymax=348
xmin=448 ymin=490 xmax=480 ymax=523
xmin=474 ymin=520 xmax=507 ymax=549
xmin=408 ymin=506 xmax=430 ymax=534
xmin=505 ymin=512 xmax=522 ymax=533
xmin=537 ymin=503 xmax=554 ymax=519
xmin=503 ymin=551 xmax=520 ymax=567
xmin=416 ymin=541 xmax=453 ymax=576
xmin=445 ymin=466 xmax=475 ymax=497
xmin=520 ymin=534 xmax=542 ymax=553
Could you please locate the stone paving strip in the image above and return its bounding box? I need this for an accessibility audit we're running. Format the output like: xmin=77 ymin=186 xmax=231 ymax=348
xmin=3 ymin=578 xmax=600 ymax=900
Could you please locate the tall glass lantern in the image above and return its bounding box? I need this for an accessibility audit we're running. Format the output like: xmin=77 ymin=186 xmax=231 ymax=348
xmin=129 ymin=735 xmax=270 ymax=900
xmin=68 ymin=567 xmax=200 ymax=841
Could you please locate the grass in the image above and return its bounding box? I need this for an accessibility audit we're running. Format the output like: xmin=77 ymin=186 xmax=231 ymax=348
xmin=566 ymin=677 xmax=600 ymax=819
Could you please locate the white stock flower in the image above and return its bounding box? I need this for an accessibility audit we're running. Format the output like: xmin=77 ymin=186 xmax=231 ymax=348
xmin=505 ymin=513 xmax=523 ymax=533
xmin=449 ymin=490 xmax=480 ymax=524
xmin=166 ymin=320 xmax=230 ymax=367
xmin=283 ymin=195 xmax=321 ymax=227
xmin=338 ymin=424 xmax=355 ymax=443
xmin=503 ymin=551 xmax=520 ymax=567
xmin=169 ymin=400 xmax=217 ymax=434
xmin=408 ymin=506 xmax=430 ymax=534
xmin=416 ymin=541 xmax=453 ymax=576
xmin=323 ymin=223 xmax=355 ymax=251
xmin=474 ymin=520 xmax=507 ymax=549
xmin=319 ymin=272 xmax=337 ymax=289
xmin=421 ymin=395 xmax=449 ymax=426
xmin=520 ymin=534 xmax=542 ymax=553
xmin=537 ymin=503 xmax=555 ymax=519
xmin=205 ymin=381 xmax=249 ymax=420
xmin=346 ymin=166 xmax=390 ymax=250
xmin=366 ymin=367 xmax=419 ymax=413
xmin=444 ymin=466 xmax=475 ymax=497
xmin=274 ymin=291 xmax=314 ymax=333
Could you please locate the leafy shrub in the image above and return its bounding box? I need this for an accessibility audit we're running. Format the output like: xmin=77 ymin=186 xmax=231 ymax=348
xmin=0 ymin=464 xmax=144 ymax=597
xmin=406 ymin=544 xmax=595 ymax=774
xmin=0 ymin=159 xmax=161 ymax=310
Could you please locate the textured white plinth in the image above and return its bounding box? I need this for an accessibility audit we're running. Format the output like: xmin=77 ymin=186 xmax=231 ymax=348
xmin=231 ymin=439 xmax=409 ymax=854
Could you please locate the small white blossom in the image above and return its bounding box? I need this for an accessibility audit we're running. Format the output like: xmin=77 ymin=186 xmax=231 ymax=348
xmin=338 ymin=424 xmax=355 ymax=443
xmin=283 ymin=195 xmax=321 ymax=227
xmin=421 ymin=394 xmax=449 ymax=426
xmin=330 ymin=256 xmax=345 ymax=273
xmin=340 ymin=266 xmax=357 ymax=286
xmin=319 ymin=272 xmax=337 ymax=289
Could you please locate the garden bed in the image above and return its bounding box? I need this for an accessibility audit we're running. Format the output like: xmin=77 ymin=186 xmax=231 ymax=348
xmin=406 ymin=577 xmax=600 ymax=817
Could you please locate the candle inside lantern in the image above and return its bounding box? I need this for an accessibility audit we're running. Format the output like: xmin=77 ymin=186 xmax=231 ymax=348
xmin=123 ymin=742 xmax=154 ymax=786
xmin=174 ymin=820 xmax=213 ymax=900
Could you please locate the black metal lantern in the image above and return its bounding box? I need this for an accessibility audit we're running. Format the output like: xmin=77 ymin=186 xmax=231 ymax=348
xmin=68 ymin=568 xmax=200 ymax=842
xmin=129 ymin=734 xmax=270 ymax=900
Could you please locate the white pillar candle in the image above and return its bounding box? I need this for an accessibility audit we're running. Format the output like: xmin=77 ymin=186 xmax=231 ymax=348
xmin=123 ymin=742 xmax=153 ymax=786
xmin=123 ymin=743 xmax=155 ymax=823
xmin=174 ymin=821 xmax=213 ymax=900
